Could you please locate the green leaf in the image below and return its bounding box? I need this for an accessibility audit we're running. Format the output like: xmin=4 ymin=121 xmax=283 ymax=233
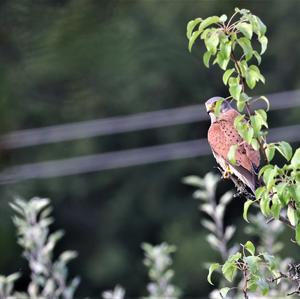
xmin=186 ymin=18 xmax=202 ymax=39
xmin=287 ymin=205 xmax=298 ymax=226
xmin=255 ymin=186 xmax=266 ymax=199
xmin=253 ymin=50 xmax=261 ymax=64
xmin=236 ymin=123 xmax=249 ymax=140
xmin=240 ymin=92 xmax=251 ymax=102
xmin=188 ymin=30 xmax=201 ymax=52
xmin=265 ymin=144 xmax=275 ymax=162
xmin=214 ymin=98 xmax=224 ymax=117
xmin=237 ymin=99 xmax=245 ymax=112
xmin=255 ymin=16 xmax=267 ymax=36
xmin=277 ymin=183 xmax=292 ymax=205
xmin=231 ymin=252 xmax=242 ymax=261
xmin=198 ymin=16 xmax=220 ymax=33
xmin=205 ymin=31 xmax=219 ymax=54
xmin=276 ymin=141 xmax=293 ymax=161
xmin=222 ymin=261 xmax=237 ymax=282
xmin=258 ymin=35 xmax=268 ymax=54
xmin=221 ymin=252 xmax=241 ymax=282
xmin=228 ymin=144 xmax=238 ymax=165
xmin=263 ymin=167 xmax=277 ymax=190
xmin=250 ymin=115 xmax=262 ymax=135
xmin=271 ymin=195 xmax=281 ymax=220
xmin=249 ymin=15 xmax=267 ymax=37
xmin=237 ymin=37 xmax=253 ymax=60
xmin=251 ymin=138 xmax=260 ymax=151
xmin=219 ymin=40 xmax=232 ymax=59
xmin=203 ymin=51 xmax=212 ymax=68
xmin=245 ymin=65 xmax=264 ymax=89
xmin=295 ymin=185 xmax=300 ymax=202
xmin=245 ymin=255 xmax=260 ymax=274
xmin=207 ymin=263 xmax=220 ymax=285
xmin=237 ymin=22 xmax=253 ymax=39
xmin=257 ymin=278 xmax=269 ymax=295
xmin=296 ymin=223 xmax=300 ymax=246
xmin=243 ymin=200 xmax=255 ymax=223
xmin=229 ymin=81 xmax=242 ymax=100
xmin=246 ymin=70 xmax=257 ymax=89
xmin=200 ymin=28 xmax=210 ymax=40
xmin=245 ymin=241 xmax=255 ymax=255
xmin=262 ymin=252 xmax=277 ymax=270
xmin=260 ymin=194 xmax=270 ymax=216
xmin=234 ymin=114 xmax=245 ymax=129
xmin=244 ymin=127 xmax=254 ymax=144
xmin=215 ymin=52 xmax=230 ymax=70
xmin=219 ymin=287 xmax=230 ymax=298
xmin=223 ymin=68 xmax=235 ymax=85
xmin=220 ymin=14 xmax=227 ymax=23
xmin=258 ymin=164 xmax=273 ymax=179
xmin=291 ymin=148 xmax=300 ymax=168
xmin=237 ymin=93 xmax=250 ymax=112
xmin=255 ymin=109 xmax=268 ymax=127
xmin=239 ymin=60 xmax=248 ymax=77
xmin=257 ymin=96 xmax=270 ymax=111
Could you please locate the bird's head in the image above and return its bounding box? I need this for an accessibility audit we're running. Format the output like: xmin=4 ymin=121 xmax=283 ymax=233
xmin=205 ymin=97 xmax=232 ymax=123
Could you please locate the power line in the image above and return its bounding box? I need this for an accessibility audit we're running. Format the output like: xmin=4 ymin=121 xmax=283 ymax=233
xmin=1 ymin=90 xmax=300 ymax=149
xmin=1 ymin=124 xmax=299 ymax=184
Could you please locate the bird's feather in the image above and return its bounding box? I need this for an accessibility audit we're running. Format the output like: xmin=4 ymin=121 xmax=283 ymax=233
xmin=207 ymin=109 xmax=260 ymax=193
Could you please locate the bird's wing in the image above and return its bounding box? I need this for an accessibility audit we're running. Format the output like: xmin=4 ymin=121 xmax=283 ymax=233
xmin=211 ymin=149 xmax=257 ymax=193
xmin=210 ymin=109 xmax=260 ymax=169
xmin=208 ymin=117 xmax=260 ymax=192
xmin=208 ymin=120 xmax=252 ymax=171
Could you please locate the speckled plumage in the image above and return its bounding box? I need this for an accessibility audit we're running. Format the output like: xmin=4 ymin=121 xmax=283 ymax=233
xmin=207 ymin=104 xmax=260 ymax=193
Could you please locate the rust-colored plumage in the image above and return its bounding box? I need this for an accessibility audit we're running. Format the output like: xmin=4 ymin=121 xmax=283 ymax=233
xmin=205 ymin=97 xmax=260 ymax=193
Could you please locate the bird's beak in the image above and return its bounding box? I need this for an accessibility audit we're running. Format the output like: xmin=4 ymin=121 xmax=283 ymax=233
xmin=207 ymin=104 xmax=215 ymax=114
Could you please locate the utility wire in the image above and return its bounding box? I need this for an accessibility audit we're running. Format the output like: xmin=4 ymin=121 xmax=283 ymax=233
xmin=1 ymin=90 xmax=300 ymax=149
xmin=1 ymin=124 xmax=299 ymax=184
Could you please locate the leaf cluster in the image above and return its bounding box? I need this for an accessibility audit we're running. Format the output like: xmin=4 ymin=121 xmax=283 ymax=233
xmin=183 ymin=173 xmax=236 ymax=261
xmin=142 ymin=242 xmax=181 ymax=299
xmin=187 ymin=8 xmax=267 ymax=111
xmin=187 ymin=7 xmax=300 ymax=240
xmin=186 ymin=7 xmax=300 ymax=298
xmin=208 ymin=241 xmax=279 ymax=298
xmin=1 ymin=197 xmax=80 ymax=299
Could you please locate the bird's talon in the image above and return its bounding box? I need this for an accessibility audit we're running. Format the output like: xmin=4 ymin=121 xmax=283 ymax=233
xmin=222 ymin=165 xmax=232 ymax=179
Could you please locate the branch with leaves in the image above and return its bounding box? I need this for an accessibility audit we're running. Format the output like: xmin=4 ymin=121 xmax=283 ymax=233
xmin=185 ymin=173 xmax=300 ymax=298
xmin=187 ymin=7 xmax=300 ymax=241
xmin=186 ymin=8 xmax=300 ymax=297
xmin=0 ymin=197 xmax=80 ymax=299
xmin=1 ymin=197 xmax=181 ymax=299
xmin=183 ymin=173 xmax=237 ymax=262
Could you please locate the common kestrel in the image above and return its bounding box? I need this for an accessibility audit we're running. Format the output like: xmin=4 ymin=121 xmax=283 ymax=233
xmin=205 ymin=97 xmax=260 ymax=193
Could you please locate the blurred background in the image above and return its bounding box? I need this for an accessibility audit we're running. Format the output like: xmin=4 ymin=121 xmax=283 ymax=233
xmin=0 ymin=0 xmax=300 ymax=297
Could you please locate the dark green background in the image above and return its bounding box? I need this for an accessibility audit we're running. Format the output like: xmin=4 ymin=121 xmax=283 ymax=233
xmin=0 ymin=0 xmax=300 ymax=297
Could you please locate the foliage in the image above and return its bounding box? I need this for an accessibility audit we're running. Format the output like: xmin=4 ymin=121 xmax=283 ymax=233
xmin=1 ymin=1 xmax=300 ymax=298
xmin=1 ymin=197 xmax=180 ymax=299
xmin=185 ymin=173 xmax=299 ymax=298
xmin=0 ymin=197 xmax=79 ymax=299
xmin=102 ymin=285 xmax=126 ymax=299
xmin=187 ymin=7 xmax=300 ymax=297
xmin=142 ymin=243 xmax=181 ymax=299
xmin=183 ymin=173 xmax=236 ymax=261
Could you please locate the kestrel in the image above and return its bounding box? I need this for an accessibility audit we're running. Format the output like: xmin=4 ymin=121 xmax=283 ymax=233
xmin=205 ymin=97 xmax=260 ymax=193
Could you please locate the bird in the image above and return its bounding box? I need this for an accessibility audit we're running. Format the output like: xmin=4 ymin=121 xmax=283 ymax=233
xmin=205 ymin=96 xmax=260 ymax=194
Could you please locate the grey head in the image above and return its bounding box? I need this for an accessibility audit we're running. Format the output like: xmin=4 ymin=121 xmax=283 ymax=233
xmin=205 ymin=96 xmax=232 ymax=123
